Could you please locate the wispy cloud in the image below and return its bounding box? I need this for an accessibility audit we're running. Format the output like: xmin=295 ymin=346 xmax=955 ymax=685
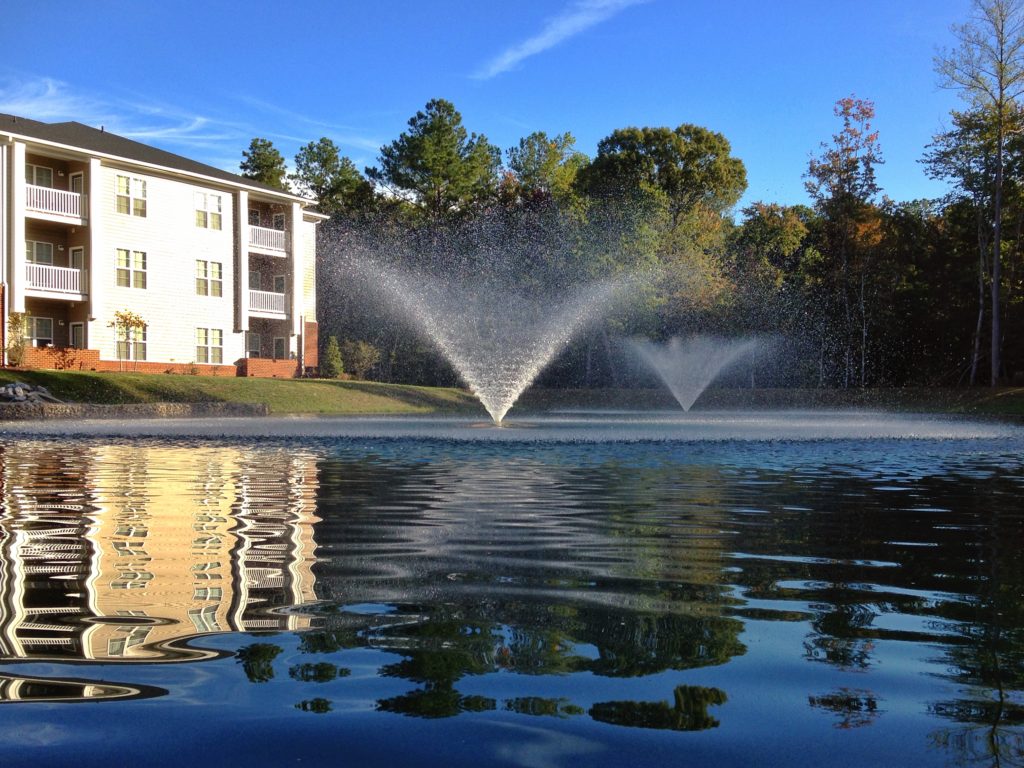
xmin=231 ymin=94 xmax=383 ymax=153
xmin=0 ymin=74 xmax=380 ymax=173
xmin=473 ymin=0 xmax=649 ymax=80
xmin=0 ymin=75 xmax=234 ymax=152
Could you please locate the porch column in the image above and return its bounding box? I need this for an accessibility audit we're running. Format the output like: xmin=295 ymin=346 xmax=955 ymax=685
xmin=289 ymin=202 xmax=303 ymax=338
xmin=8 ymin=141 xmax=26 ymax=313
xmin=235 ymin=190 xmax=249 ymax=333
xmin=86 ymin=158 xmax=104 ymax=331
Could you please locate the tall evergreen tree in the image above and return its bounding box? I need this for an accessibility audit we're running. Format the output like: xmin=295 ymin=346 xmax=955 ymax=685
xmin=240 ymin=138 xmax=289 ymax=190
xmin=367 ymin=99 xmax=501 ymax=219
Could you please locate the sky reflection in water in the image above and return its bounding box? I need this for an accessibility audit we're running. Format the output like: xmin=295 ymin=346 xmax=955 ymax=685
xmin=0 ymin=415 xmax=1022 ymax=767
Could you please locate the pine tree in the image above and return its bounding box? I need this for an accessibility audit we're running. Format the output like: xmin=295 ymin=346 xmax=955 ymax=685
xmin=320 ymin=335 xmax=343 ymax=379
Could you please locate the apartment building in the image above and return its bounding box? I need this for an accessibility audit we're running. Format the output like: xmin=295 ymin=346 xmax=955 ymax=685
xmin=0 ymin=113 xmax=327 ymax=377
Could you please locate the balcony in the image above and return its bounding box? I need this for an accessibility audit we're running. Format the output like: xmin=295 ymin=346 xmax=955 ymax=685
xmin=25 ymin=184 xmax=87 ymax=222
xmin=26 ymin=264 xmax=87 ymax=297
xmin=249 ymin=225 xmax=287 ymax=256
xmin=249 ymin=289 xmax=286 ymax=316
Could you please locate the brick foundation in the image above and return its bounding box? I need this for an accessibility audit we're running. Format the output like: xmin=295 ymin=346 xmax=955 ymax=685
xmin=91 ymin=359 xmax=238 ymax=376
xmin=235 ymin=358 xmax=300 ymax=378
xmin=19 ymin=347 xmax=236 ymax=376
xmin=23 ymin=347 xmax=102 ymax=371
xmin=14 ymin=347 xmax=302 ymax=379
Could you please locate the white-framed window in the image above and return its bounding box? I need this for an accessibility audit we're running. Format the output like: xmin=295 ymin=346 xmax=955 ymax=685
xmin=246 ymin=331 xmax=261 ymax=358
xmin=70 ymin=172 xmax=84 ymax=195
xmin=194 ymin=192 xmax=223 ymax=230
xmin=69 ymin=246 xmax=85 ymax=270
xmin=195 ymin=260 xmax=223 ymax=297
xmin=273 ymin=337 xmax=287 ymax=360
xmin=272 ymin=212 xmax=285 ymax=231
xmin=116 ymin=248 xmax=146 ymax=289
xmin=248 ymin=209 xmax=260 ymax=226
xmin=110 ymin=568 xmax=153 ymax=590
xmin=26 ymin=164 xmax=53 ymax=187
xmin=193 ymin=586 xmax=223 ymax=601
xmin=24 ymin=316 xmax=54 ymax=347
xmin=196 ymin=327 xmax=223 ymax=364
xmin=25 ymin=240 xmax=54 ymax=265
xmin=188 ymin=605 xmax=222 ymax=633
xmin=115 ymin=174 xmax=147 ymax=217
xmin=116 ymin=325 xmax=147 ymax=361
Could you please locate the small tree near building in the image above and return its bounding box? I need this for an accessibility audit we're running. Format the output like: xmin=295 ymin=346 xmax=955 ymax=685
xmin=6 ymin=313 xmax=26 ymax=367
xmin=320 ymin=336 xmax=343 ymax=379
xmin=110 ymin=309 xmax=147 ymax=372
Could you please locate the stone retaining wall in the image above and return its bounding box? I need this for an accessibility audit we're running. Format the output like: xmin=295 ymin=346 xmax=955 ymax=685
xmin=0 ymin=401 xmax=269 ymax=421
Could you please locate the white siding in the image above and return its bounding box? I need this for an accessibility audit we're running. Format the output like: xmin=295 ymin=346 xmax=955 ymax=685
xmin=302 ymin=219 xmax=317 ymax=323
xmin=94 ymin=167 xmax=242 ymax=364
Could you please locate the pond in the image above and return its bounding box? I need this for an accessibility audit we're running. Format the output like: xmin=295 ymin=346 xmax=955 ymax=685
xmin=0 ymin=412 xmax=1022 ymax=767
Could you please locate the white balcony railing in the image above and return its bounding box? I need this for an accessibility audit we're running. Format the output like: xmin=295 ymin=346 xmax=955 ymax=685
xmin=26 ymin=264 xmax=87 ymax=295
xmin=249 ymin=289 xmax=286 ymax=314
xmin=249 ymin=225 xmax=287 ymax=253
xmin=25 ymin=184 xmax=87 ymax=220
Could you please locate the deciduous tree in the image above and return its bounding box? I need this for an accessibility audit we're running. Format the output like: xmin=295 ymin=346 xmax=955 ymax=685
xmin=936 ymin=0 xmax=1024 ymax=384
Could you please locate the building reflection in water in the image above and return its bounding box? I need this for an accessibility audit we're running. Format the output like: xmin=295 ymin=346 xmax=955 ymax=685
xmin=0 ymin=443 xmax=320 ymax=667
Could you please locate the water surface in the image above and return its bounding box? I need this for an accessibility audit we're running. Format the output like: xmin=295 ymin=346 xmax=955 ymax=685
xmin=0 ymin=412 xmax=1021 ymax=767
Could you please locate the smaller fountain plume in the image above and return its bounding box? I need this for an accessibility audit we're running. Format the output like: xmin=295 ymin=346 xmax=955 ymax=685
xmin=631 ymin=335 xmax=759 ymax=411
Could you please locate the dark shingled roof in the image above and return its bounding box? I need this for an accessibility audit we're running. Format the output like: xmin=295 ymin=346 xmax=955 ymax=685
xmin=0 ymin=112 xmax=298 ymax=199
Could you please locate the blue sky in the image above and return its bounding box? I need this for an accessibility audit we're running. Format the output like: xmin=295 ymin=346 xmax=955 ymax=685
xmin=1 ymin=0 xmax=970 ymax=210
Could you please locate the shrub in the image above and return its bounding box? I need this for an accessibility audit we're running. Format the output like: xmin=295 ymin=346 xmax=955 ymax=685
xmin=320 ymin=336 xmax=343 ymax=379
xmin=341 ymin=339 xmax=381 ymax=380
xmin=6 ymin=313 xmax=26 ymax=367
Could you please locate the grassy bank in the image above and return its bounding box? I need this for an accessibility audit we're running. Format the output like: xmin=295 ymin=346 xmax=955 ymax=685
xmin=1 ymin=369 xmax=1023 ymax=417
xmin=0 ymin=370 xmax=482 ymax=416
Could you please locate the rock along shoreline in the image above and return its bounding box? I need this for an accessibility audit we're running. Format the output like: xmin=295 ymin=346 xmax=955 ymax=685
xmin=0 ymin=402 xmax=269 ymax=421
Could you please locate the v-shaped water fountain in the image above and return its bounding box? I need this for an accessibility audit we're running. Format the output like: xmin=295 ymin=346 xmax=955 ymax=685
xmin=631 ymin=335 xmax=759 ymax=411
xmin=375 ymin=266 xmax=626 ymax=423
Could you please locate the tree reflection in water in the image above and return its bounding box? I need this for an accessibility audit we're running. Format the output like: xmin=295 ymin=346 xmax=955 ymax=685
xmin=590 ymin=685 xmax=727 ymax=731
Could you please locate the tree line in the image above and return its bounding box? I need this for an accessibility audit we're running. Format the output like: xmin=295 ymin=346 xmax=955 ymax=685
xmin=241 ymin=0 xmax=1024 ymax=389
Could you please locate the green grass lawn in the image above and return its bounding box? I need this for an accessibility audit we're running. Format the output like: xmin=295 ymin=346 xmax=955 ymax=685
xmin=0 ymin=370 xmax=483 ymax=416
xmin=2 ymin=369 xmax=1023 ymax=417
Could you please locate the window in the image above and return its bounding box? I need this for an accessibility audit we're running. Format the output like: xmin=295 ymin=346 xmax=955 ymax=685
xmin=196 ymin=327 xmax=223 ymax=364
xmin=248 ymin=209 xmax=261 ymax=226
xmin=249 ymin=271 xmax=261 ymax=290
xmin=111 ymin=569 xmax=153 ymax=589
xmin=115 ymin=175 xmax=147 ymax=216
xmin=247 ymin=331 xmax=261 ymax=358
xmin=70 ymin=172 xmax=84 ymax=195
xmin=26 ymin=164 xmax=53 ymax=187
xmin=188 ymin=605 xmax=222 ymax=633
xmin=25 ymin=241 xmax=54 ymax=265
xmin=116 ymin=325 xmax=147 ymax=361
xmin=195 ymin=192 xmax=222 ymax=230
xmin=272 ymin=212 xmax=285 ymax=230
xmin=116 ymin=248 xmax=147 ymax=288
xmin=195 ymin=260 xmax=223 ymax=296
xmin=24 ymin=316 xmax=53 ymax=347
xmin=273 ymin=337 xmax=287 ymax=360
xmin=193 ymin=586 xmax=223 ymax=601
xmin=273 ymin=274 xmax=286 ymax=294
xmin=69 ymin=247 xmax=85 ymax=270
